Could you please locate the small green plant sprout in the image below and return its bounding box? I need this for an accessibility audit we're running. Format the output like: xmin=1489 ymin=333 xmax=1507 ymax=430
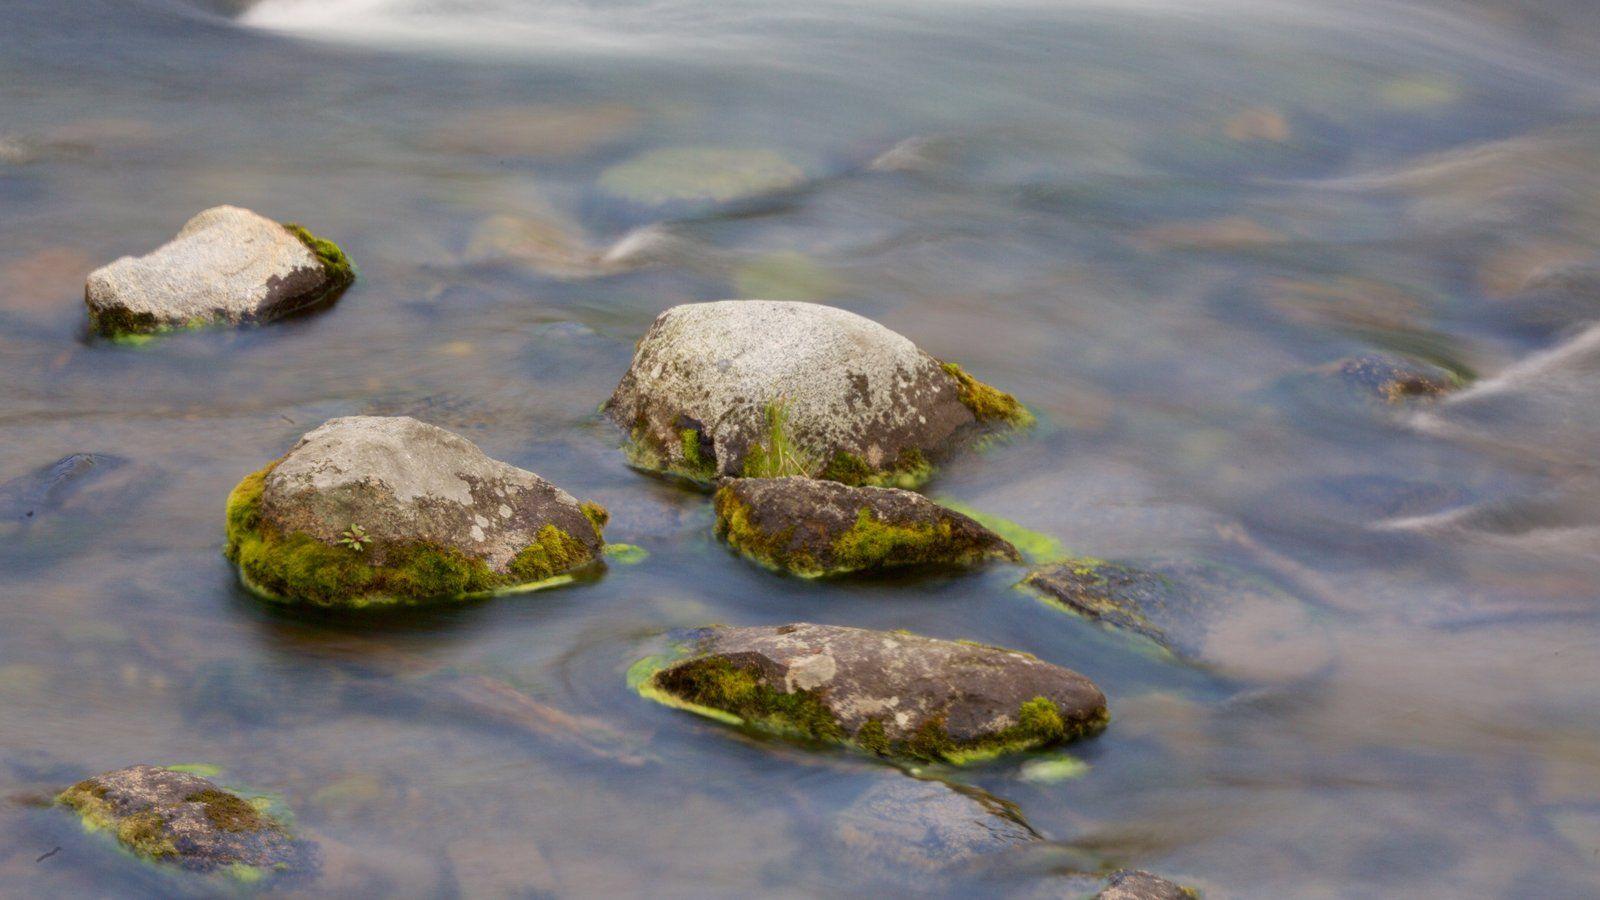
xmin=337 ymin=524 xmax=368 ymax=552
xmin=743 ymin=399 xmax=818 ymax=478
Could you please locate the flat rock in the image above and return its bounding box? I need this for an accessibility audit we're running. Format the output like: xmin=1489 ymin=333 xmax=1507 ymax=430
xmin=85 ymin=205 xmax=352 ymax=336
xmin=57 ymin=765 xmax=303 ymax=874
xmin=1023 ymin=558 xmax=1331 ymax=681
xmin=834 ymin=777 xmax=1038 ymax=871
xmin=596 ymin=146 xmax=808 ymax=213
xmin=226 ymin=415 xmax=606 ymax=606
xmin=1095 ymin=869 xmax=1198 ymax=899
xmin=714 ymin=476 xmax=1018 ymax=576
xmin=605 ymin=300 xmax=1029 ymax=486
xmin=642 ymin=623 xmax=1106 ymax=763
xmin=0 ymin=453 xmax=122 ymax=526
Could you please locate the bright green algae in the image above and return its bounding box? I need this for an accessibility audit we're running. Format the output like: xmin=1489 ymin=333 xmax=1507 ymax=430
xmin=224 ymin=463 xmax=602 ymax=608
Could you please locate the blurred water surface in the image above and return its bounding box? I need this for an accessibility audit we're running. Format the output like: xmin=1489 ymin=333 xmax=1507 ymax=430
xmin=3 ymin=0 xmax=1600 ymax=896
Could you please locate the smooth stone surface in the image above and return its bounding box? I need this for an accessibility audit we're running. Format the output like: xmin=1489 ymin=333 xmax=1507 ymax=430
xmin=596 ymin=146 xmax=807 ymax=208
xmin=605 ymin=300 xmax=997 ymax=482
xmin=648 ymin=623 xmax=1106 ymax=756
xmin=56 ymin=765 xmax=301 ymax=873
xmin=260 ymin=415 xmax=600 ymax=573
xmin=714 ymin=476 xmax=1018 ymax=576
xmin=84 ymin=205 xmax=347 ymax=334
xmin=834 ymin=777 xmax=1039 ymax=870
xmin=1095 ymin=869 xmax=1197 ymax=899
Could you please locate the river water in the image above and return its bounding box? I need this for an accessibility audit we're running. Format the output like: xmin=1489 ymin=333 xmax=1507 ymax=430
xmin=3 ymin=0 xmax=1600 ymax=896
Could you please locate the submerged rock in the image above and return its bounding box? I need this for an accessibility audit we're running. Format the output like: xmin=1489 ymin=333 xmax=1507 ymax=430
xmin=56 ymin=765 xmax=303 ymax=876
xmin=0 ymin=453 xmax=122 ymax=526
xmin=834 ymin=777 xmax=1039 ymax=872
xmin=638 ymin=623 xmax=1106 ymax=763
xmin=225 ymin=415 xmax=606 ymax=607
xmin=1095 ymin=869 xmax=1198 ymax=899
xmin=85 ymin=206 xmax=352 ymax=338
xmin=1023 ymin=558 xmax=1329 ymax=680
xmin=713 ymin=476 xmax=1019 ymax=576
xmin=1326 ymin=353 xmax=1460 ymax=403
xmin=605 ymin=300 xmax=1030 ymax=487
xmin=596 ymin=146 xmax=808 ymax=215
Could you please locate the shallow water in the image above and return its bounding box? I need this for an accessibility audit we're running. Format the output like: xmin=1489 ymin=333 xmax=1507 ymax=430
xmin=4 ymin=0 xmax=1600 ymax=896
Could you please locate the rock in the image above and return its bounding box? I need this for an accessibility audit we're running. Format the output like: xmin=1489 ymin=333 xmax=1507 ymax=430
xmin=713 ymin=476 xmax=1019 ymax=576
xmin=0 ymin=453 xmax=122 ymax=526
xmin=638 ymin=623 xmax=1107 ymax=763
xmin=1326 ymin=354 xmax=1460 ymax=403
xmin=56 ymin=765 xmax=303 ymax=875
xmin=1022 ymin=558 xmax=1330 ymax=681
xmin=1095 ymin=869 xmax=1198 ymax=899
xmin=595 ymin=146 xmax=808 ymax=215
xmin=604 ymin=300 xmax=1030 ymax=487
xmin=224 ymin=415 xmax=607 ymax=607
xmin=834 ymin=777 xmax=1038 ymax=872
xmin=84 ymin=206 xmax=353 ymax=337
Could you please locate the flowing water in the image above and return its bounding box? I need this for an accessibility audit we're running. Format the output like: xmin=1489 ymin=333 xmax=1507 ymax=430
xmin=4 ymin=0 xmax=1600 ymax=896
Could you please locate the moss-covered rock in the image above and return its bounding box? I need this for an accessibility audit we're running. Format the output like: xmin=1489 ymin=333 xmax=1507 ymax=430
xmin=1095 ymin=869 xmax=1200 ymax=899
xmin=637 ymin=623 xmax=1107 ymax=763
xmin=57 ymin=765 xmax=305 ymax=876
xmin=605 ymin=300 xmax=1029 ymax=487
xmin=225 ymin=416 xmax=605 ymax=607
xmin=85 ymin=206 xmax=353 ymax=338
xmin=713 ymin=476 xmax=1018 ymax=577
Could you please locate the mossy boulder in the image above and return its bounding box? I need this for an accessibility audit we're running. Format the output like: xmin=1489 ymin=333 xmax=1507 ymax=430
xmin=57 ymin=765 xmax=304 ymax=876
xmin=1022 ymin=558 xmax=1329 ymax=680
xmin=605 ymin=300 xmax=1030 ymax=487
xmin=1095 ymin=869 xmax=1199 ymax=899
xmin=85 ymin=205 xmax=353 ymax=337
xmin=713 ymin=476 xmax=1019 ymax=577
xmin=834 ymin=777 xmax=1038 ymax=872
xmin=225 ymin=415 xmax=606 ymax=607
xmin=638 ymin=623 xmax=1107 ymax=763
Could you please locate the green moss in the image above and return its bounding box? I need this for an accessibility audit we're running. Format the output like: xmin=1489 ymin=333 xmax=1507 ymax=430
xmin=940 ymin=361 xmax=1033 ymax=428
xmin=579 ymin=501 xmax=609 ymax=538
xmin=832 ymin=507 xmax=962 ymax=571
xmin=888 ymin=695 xmax=1108 ymax=764
xmin=855 ymin=718 xmax=891 ymax=756
xmin=818 ymin=447 xmax=933 ymax=489
xmin=184 ymin=788 xmax=268 ymax=833
xmin=224 ymin=463 xmax=599 ymax=607
xmin=282 ymin=222 xmax=355 ymax=288
xmin=652 ymin=656 xmax=846 ymax=743
xmin=742 ymin=401 xmax=818 ymax=478
xmin=936 ymin=499 xmax=1066 ymax=563
xmin=603 ymin=543 xmax=649 ymax=565
xmin=58 ymin=780 xmax=179 ymax=862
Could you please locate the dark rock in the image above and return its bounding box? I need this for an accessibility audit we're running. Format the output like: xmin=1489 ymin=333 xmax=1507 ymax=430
xmin=1096 ymin=869 xmax=1198 ymax=899
xmin=713 ymin=476 xmax=1019 ymax=576
xmin=56 ymin=765 xmax=304 ymax=875
xmin=0 ymin=453 xmax=122 ymax=525
xmin=604 ymin=300 xmax=1029 ymax=487
xmin=639 ymin=623 xmax=1106 ymax=763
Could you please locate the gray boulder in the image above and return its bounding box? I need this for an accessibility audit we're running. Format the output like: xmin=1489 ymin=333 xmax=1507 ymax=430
xmin=604 ymin=301 xmax=1030 ymax=487
xmin=1096 ymin=869 xmax=1198 ymax=899
xmin=714 ymin=476 xmax=1018 ymax=576
xmin=56 ymin=765 xmax=303 ymax=875
xmin=226 ymin=416 xmax=607 ymax=607
xmin=640 ymin=623 xmax=1106 ymax=763
xmin=834 ymin=777 xmax=1038 ymax=871
xmin=85 ymin=205 xmax=353 ymax=337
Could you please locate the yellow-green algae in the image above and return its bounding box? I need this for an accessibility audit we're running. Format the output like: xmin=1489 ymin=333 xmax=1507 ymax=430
xmin=56 ymin=773 xmax=281 ymax=869
xmin=940 ymin=361 xmax=1034 ymax=428
xmin=224 ymin=463 xmax=602 ymax=608
xmin=631 ymin=652 xmax=1106 ymax=764
xmin=282 ymin=222 xmax=355 ymax=290
xmin=936 ymin=499 xmax=1067 ymax=564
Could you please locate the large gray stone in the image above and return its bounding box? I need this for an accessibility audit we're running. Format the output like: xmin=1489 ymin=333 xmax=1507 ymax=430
xmin=713 ymin=476 xmax=1018 ymax=576
xmin=57 ymin=765 xmax=304 ymax=874
xmin=85 ymin=205 xmax=351 ymax=336
xmin=604 ymin=300 xmax=1028 ymax=487
xmin=642 ymin=623 xmax=1106 ymax=762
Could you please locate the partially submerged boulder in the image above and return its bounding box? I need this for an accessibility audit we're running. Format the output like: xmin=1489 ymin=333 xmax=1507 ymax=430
xmin=713 ymin=476 xmax=1019 ymax=577
xmin=605 ymin=300 xmax=1030 ymax=487
xmin=1022 ymin=558 xmax=1329 ymax=681
xmin=57 ymin=765 xmax=303 ymax=877
xmin=1095 ymin=869 xmax=1199 ymax=900
xmin=225 ymin=416 xmax=606 ymax=607
xmin=85 ymin=205 xmax=353 ymax=338
xmin=834 ymin=777 xmax=1039 ymax=872
xmin=637 ymin=623 xmax=1107 ymax=763
xmin=1326 ymin=353 xmax=1460 ymax=403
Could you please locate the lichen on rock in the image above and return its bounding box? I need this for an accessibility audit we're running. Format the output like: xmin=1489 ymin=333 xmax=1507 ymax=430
xmin=713 ymin=476 xmax=1019 ymax=577
xmin=636 ymin=623 xmax=1107 ymax=763
xmin=604 ymin=300 xmax=1029 ymax=487
xmin=85 ymin=206 xmax=354 ymax=338
xmin=224 ymin=416 xmax=605 ymax=607
xmin=56 ymin=765 xmax=304 ymax=877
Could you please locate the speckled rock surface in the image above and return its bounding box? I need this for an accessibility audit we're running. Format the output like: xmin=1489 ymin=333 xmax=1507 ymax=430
xmin=645 ymin=623 xmax=1106 ymax=761
xmin=259 ymin=416 xmax=601 ymax=574
xmin=1095 ymin=869 xmax=1197 ymax=899
xmin=834 ymin=777 xmax=1039 ymax=870
xmin=1328 ymin=353 xmax=1459 ymax=402
xmin=85 ymin=205 xmax=350 ymax=335
xmin=714 ymin=476 xmax=1018 ymax=576
xmin=605 ymin=300 xmax=1024 ymax=485
xmin=56 ymin=765 xmax=301 ymax=873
